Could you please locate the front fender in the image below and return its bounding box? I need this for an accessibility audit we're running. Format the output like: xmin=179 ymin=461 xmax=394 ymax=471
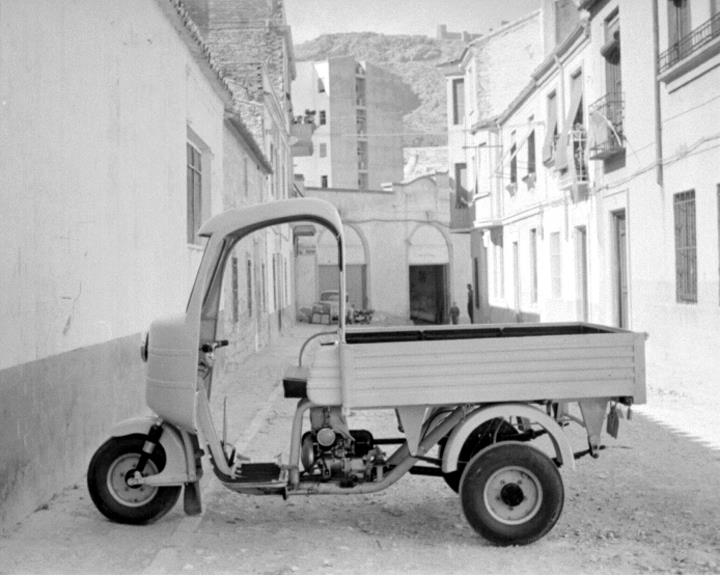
xmin=107 ymin=416 xmax=195 ymax=485
xmin=441 ymin=404 xmax=575 ymax=473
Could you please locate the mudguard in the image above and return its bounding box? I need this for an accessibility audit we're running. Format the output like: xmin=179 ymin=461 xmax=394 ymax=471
xmin=441 ymin=403 xmax=575 ymax=473
xmin=107 ymin=416 xmax=196 ymax=485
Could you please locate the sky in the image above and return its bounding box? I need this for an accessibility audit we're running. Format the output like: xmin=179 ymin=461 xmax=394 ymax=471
xmin=285 ymin=0 xmax=541 ymax=44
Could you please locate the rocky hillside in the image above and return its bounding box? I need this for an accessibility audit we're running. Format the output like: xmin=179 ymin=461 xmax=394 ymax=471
xmin=295 ymin=33 xmax=466 ymax=146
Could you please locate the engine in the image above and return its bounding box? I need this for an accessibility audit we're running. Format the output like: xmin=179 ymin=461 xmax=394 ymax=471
xmin=301 ymin=407 xmax=385 ymax=486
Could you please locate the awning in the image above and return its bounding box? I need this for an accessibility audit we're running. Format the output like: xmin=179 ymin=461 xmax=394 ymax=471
xmin=556 ymin=78 xmax=584 ymax=172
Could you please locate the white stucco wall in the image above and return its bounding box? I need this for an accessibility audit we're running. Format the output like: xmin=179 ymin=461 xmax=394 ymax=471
xmin=0 ymin=0 xmax=229 ymax=370
xmin=0 ymin=0 xmax=235 ymax=527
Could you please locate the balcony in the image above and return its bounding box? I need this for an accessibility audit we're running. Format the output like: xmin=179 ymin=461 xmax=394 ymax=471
xmin=558 ymin=128 xmax=589 ymax=201
xmin=658 ymin=12 xmax=720 ymax=81
xmin=588 ymin=92 xmax=625 ymax=160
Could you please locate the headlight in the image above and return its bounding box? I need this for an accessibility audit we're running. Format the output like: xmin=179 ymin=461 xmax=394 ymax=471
xmin=140 ymin=331 xmax=149 ymax=362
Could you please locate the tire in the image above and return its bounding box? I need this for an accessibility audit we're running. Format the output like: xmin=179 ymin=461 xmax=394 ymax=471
xmin=459 ymin=442 xmax=564 ymax=546
xmin=87 ymin=434 xmax=181 ymax=524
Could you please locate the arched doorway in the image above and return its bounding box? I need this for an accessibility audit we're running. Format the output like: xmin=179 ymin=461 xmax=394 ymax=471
xmin=317 ymin=226 xmax=368 ymax=310
xmin=408 ymin=225 xmax=450 ymax=324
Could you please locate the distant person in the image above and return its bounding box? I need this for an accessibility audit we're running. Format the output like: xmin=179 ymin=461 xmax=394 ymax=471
xmin=450 ymin=302 xmax=460 ymax=324
xmin=467 ymin=283 xmax=474 ymax=323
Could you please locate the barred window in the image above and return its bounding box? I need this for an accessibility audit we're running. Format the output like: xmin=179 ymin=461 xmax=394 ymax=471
xmin=674 ymin=190 xmax=697 ymax=303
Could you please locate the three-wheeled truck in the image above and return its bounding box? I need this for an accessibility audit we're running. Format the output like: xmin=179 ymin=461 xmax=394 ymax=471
xmin=87 ymin=198 xmax=647 ymax=545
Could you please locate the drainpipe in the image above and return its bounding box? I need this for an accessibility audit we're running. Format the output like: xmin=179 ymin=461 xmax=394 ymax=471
xmin=652 ymin=0 xmax=664 ymax=186
xmin=554 ymin=54 xmax=570 ymax=239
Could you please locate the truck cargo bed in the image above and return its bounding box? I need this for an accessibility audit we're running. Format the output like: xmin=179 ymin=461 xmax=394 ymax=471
xmin=306 ymin=322 xmax=646 ymax=409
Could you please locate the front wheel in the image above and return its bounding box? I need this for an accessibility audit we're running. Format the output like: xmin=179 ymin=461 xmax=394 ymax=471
xmin=460 ymin=442 xmax=564 ymax=546
xmin=87 ymin=434 xmax=181 ymax=524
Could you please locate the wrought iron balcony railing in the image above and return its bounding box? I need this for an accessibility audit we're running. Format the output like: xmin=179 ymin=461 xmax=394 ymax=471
xmin=659 ymin=11 xmax=720 ymax=74
xmin=588 ymin=92 xmax=625 ymax=160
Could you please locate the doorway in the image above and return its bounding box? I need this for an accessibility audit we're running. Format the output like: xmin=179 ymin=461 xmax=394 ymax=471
xmin=409 ymin=265 xmax=447 ymax=324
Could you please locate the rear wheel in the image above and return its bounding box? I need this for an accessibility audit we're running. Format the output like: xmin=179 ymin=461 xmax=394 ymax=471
xmin=460 ymin=442 xmax=564 ymax=546
xmin=441 ymin=418 xmax=519 ymax=493
xmin=87 ymin=434 xmax=181 ymax=524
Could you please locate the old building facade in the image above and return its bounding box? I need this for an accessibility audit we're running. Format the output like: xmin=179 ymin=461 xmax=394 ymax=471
xmin=0 ymin=0 xmax=292 ymax=526
xmin=292 ymin=57 xmax=405 ymax=190
xmin=449 ymin=0 xmax=720 ymax=418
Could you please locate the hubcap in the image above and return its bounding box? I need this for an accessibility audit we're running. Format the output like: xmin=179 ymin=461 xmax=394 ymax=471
xmin=107 ymin=454 xmax=159 ymax=507
xmin=483 ymin=466 xmax=542 ymax=525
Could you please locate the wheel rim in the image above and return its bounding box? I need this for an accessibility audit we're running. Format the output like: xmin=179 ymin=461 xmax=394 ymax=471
xmin=106 ymin=454 xmax=160 ymax=507
xmin=483 ymin=465 xmax=543 ymax=525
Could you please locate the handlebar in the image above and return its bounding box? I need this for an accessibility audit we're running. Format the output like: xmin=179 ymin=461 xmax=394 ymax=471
xmin=200 ymin=339 xmax=229 ymax=354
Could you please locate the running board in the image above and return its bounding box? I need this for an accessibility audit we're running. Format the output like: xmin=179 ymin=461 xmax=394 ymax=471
xmin=217 ymin=462 xmax=288 ymax=496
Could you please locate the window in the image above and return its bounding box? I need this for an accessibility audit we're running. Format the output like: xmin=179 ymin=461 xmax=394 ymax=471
xmin=319 ymin=143 xmax=327 ymax=158
xmin=186 ymin=142 xmax=203 ymax=244
xmin=527 ymin=129 xmax=536 ymax=175
xmin=542 ymin=91 xmax=558 ymax=164
xmin=319 ymin=110 xmax=327 ymax=125
xmin=231 ymin=256 xmax=239 ymax=323
xmin=452 ymin=78 xmax=465 ymax=125
xmin=358 ymin=172 xmax=368 ymax=190
xmin=321 ymin=175 xmax=328 ymax=188
xmin=667 ymin=0 xmax=691 ymax=58
xmin=355 ymin=76 xmax=366 ymax=106
xmin=674 ymin=190 xmax=697 ymax=303
xmin=550 ymin=232 xmax=562 ymax=298
xmin=530 ymin=228 xmax=538 ymax=303
xmin=356 ymin=109 xmax=367 ymax=135
xmin=357 ymin=140 xmax=368 ymax=170
xmin=510 ymin=143 xmax=518 ymax=185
